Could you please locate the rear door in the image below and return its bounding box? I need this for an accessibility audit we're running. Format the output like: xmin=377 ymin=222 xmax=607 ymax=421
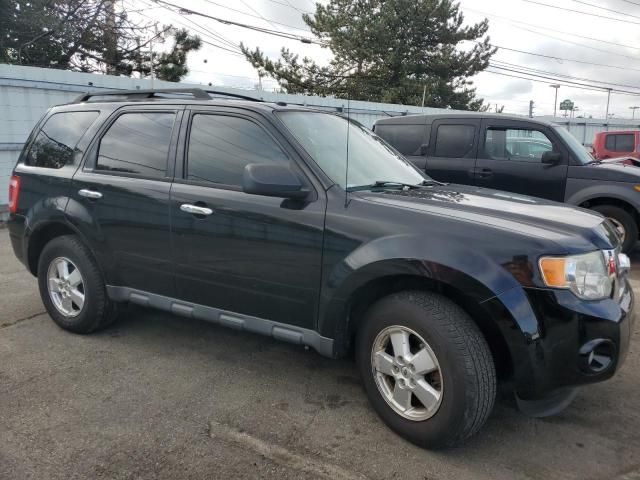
xmin=425 ymin=119 xmax=480 ymax=185
xmin=474 ymin=118 xmax=568 ymax=201
xmin=69 ymin=105 xmax=181 ymax=296
xmin=169 ymin=107 xmax=326 ymax=329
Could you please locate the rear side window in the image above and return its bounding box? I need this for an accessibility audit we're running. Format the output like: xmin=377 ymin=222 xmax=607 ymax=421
xmin=186 ymin=114 xmax=288 ymax=187
xmin=96 ymin=112 xmax=175 ymax=178
xmin=605 ymin=134 xmax=634 ymax=152
xmin=434 ymin=124 xmax=475 ymax=158
xmin=374 ymin=124 xmax=425 ymax=155
xmin=25 ymin=111 xmax=99 ymax=168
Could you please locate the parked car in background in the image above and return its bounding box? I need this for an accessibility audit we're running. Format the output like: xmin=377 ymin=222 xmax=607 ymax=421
xmin=374 ymin=113 xmax=640 ymax=252
xmin=7 ymin=90 xmax=635 ymax=449
xmin=592 ymin=130 xmax=640 ymax=160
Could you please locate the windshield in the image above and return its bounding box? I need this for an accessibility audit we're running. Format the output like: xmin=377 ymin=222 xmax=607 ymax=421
xmin=552 ymin=125 xmax=594 ymax=164
xmin=277 ymin=111 xmax=427 ymax=189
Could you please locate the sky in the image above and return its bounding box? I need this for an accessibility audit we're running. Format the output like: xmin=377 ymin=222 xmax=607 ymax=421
xmin=126 ymin=0 xmax=640 ymax=119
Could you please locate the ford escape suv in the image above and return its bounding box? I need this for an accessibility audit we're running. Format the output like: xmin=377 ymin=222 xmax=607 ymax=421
xmin=7 ymin=89 xmax=635 ymax=448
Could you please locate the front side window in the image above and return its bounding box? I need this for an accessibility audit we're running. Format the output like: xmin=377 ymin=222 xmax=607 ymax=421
xmin=187 ymin=115 xmax=289 ymax=186
xmin=278 ymin=111 xmax=426 ymax=189
xmin=434 ymin=124 xmax=476 ymax=158
xmin=606 ymin=134 xmax=634 ymax=152
xmin=26 ymin=111 xmax=99 ymax=168
xmin=484 ymin=128 xmax=553 ymax=162
xmin=96 ymin=112 xmax=175 ymax=178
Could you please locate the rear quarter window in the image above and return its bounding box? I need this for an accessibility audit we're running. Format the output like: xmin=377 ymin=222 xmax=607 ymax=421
xmin=25 ymin=111 xmax=99 ymax=168
xmin=374 ymin=124 xmax=426 ymax=155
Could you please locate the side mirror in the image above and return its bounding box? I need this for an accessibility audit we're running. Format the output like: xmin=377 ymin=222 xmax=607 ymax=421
xmin=420 ymin=143 xmax=429 ymax=156
xmin=541 ymin=151 xmax=562 ymax=165
xmin=242 ymin=163 xmax=308 ymax=199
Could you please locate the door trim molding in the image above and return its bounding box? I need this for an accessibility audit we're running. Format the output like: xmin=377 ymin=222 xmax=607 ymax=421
xmin=107 ymin=286 xmax=335 ymax=357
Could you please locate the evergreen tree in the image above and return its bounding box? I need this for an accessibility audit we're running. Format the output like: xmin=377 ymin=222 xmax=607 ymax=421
xmin=0 ymin=0 xmax=201 ymax=81
xmin=241 ymin=0 xmax=494 ymax=109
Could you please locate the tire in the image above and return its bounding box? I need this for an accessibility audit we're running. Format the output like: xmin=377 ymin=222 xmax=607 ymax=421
xmin=356 ymin=290 xmax=496 ymax=449
xmin=37 ymin=235 xmax=119 ymax=333
xmin=592 ymin=205 xmax=638 ymax=254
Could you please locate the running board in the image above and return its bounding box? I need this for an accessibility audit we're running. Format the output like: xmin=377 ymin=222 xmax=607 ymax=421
xmin=106 ymin=286 xmax=334 ymax=357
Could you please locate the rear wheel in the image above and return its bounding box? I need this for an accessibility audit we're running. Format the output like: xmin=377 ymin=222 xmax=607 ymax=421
xmin=356 ymin=291 xmax=496 ymax=449
xmin=38 ymin=235 xmax=119 ymax=333
xmin=592 ymin=205 xmax=637 ymax=253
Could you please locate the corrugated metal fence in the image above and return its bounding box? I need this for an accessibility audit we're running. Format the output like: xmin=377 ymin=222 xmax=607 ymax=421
xmin=2 ymin=64 xmax=640 ymax=207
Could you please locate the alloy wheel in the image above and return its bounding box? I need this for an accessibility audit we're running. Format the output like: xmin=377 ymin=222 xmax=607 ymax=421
xmin=607 ymin=217 xmax=627 ymax=244
xmin=370 ymin=325 xmax=443 ymax=421
xmin=47 ymin=257 xmax=85 ymax=317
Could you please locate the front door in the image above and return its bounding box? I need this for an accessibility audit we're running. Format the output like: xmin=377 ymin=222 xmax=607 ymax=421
xmin=474 ymin=119 xmax=568 ymax=201
xmin=70 ymin=106 xmax=181 ymax=296
xmin=170 ymin=108 xmax=325 ymax=329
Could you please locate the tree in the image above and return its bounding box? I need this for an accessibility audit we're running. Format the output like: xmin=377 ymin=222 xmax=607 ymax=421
xmin=0 ymin=0 xmax=201 ymax=81
xmin=241 ymin=0 xmax=495 ymax=109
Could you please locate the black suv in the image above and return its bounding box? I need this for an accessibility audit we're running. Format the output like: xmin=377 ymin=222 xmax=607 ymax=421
xmin=374 ymin=113 xmax=640 ymax=253
xmin=7 ymin=89 xmax=635 ymax=448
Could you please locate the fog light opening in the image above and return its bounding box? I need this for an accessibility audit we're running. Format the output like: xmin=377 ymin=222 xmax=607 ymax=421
xmin=579 ymin=339 xmax=616 ymax=374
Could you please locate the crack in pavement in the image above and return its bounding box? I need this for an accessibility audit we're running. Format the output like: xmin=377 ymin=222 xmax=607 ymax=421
xmin=0 ymin=311 xmax=46 ymax=329
xmin=205 ymin=420 xmax=369 ymax=480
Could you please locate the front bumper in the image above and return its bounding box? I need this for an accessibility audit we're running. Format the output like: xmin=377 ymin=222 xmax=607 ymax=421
xmin=485 ymin=275 xmax=635 ymax=400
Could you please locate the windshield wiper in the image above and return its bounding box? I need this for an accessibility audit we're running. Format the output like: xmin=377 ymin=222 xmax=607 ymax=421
xmin=347 ymin=179 xmax=443 ymax=192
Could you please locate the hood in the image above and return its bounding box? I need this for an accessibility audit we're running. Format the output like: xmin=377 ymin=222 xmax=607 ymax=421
xmin=570 ymin=159 xmax=640 ymax=182
xmin=355 ymin=183 xmax=618 ymax=250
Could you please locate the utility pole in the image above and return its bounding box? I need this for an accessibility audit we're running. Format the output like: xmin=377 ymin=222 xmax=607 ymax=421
xmin=421 ymin=85 xmax=427 ymax=112
xmin=529 ymin=100 xmax=534 ymax=118
xmin=149 ymin=23 xmax=159 ymax=89
xmin=104 ymin=0 xmax=117 ymax=75
xmin=605 ymin=88 xmax=612 ymax=121
xmin=549 ymin=84 xmax=560 ymax=118
xmin=630 ymin=106 xmax=639 ymax=120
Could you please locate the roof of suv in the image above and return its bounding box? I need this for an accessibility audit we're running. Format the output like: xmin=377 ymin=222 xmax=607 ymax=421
xmin=62 ymin=88 xmax=316 ymax=114
xmin=375 ymin=112 xmax=555 ymax=127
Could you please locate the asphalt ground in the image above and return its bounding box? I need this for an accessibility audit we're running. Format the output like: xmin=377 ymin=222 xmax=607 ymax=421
xmin=1 ymin=230 xmax=639 ymax=480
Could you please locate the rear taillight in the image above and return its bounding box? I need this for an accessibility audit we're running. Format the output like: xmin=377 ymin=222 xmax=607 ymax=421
xmin=8 ymin=175 xmax=21 ymax=214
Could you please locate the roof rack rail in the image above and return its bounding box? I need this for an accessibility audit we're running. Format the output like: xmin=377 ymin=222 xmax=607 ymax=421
xmin=205 ymin=90 xmax=263 ymax=102
xmin=73 ymin=88 xmax=263 ymax=104
xmin=73 ymin=88 xmax=212 ymax=103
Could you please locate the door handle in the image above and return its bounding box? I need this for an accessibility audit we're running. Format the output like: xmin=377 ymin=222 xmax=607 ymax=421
xmin=180 ymin=203 xmax=213 ymax=216
xmin=78 ymin=189 xmax=103 ymax=199
xmin=476 ymin=168 xmax=493 ymax=178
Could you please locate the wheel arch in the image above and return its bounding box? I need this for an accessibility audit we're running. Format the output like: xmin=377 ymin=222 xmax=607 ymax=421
xmin=26 ymin=220 xmax=96 ymax=276
xmin=344 ymin=274 xmax=515 ymax=381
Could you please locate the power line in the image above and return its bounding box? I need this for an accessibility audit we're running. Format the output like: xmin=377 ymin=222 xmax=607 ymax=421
xmin=568 ymin=0 xmax=640 ymax=20
xmin=491 ymin=60 xmax=640 ymax=90
xmin=520 ymin=0 xmax=640 ymax=25
xmin=483 ymin=68 xmax=640 ymax=97
xmin=465 ymin=7 xmax=640 ymax=55
xmin=481 ymin=42 xmax=640 ymax=73
xmin=200 ymin=0 xmax=313 ymax=33
xmin=151 ymin=0 xmax=324 ymax=44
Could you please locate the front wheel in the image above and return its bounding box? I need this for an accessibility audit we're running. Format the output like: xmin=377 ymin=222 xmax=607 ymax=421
xmin=37 ymin=235 xmax=119 ymax=333
xmin=592 ymin=205 xmax=638 ymax=254
xmin=356 ymin=291 xmax=496 ymax=449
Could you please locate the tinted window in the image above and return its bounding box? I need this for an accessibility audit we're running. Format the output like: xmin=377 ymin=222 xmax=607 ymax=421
xmin=26 ymin=111 xmax=99 ymax=168
xmin=187 ymin=115 xmax=288 ymax=186
xmin=434 ymin=124 xmax=475 ymax=158
xmin=485 ymin=128 xmax=554 ymax=162
xmin=374 ymin=124 xmax=425 ymax=155
xmin=606 ymin=133 xmax=634 ymax=152
xmin=96 ymin=112 xmax=175 ymax=178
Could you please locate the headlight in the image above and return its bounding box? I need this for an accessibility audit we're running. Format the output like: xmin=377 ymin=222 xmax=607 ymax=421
xmin=539 ymin=251 xmax=613 ymax=300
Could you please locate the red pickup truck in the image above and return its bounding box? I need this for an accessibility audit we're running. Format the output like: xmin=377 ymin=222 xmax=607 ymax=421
xmin=592 ymin=130 xmax=640 ymax=159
